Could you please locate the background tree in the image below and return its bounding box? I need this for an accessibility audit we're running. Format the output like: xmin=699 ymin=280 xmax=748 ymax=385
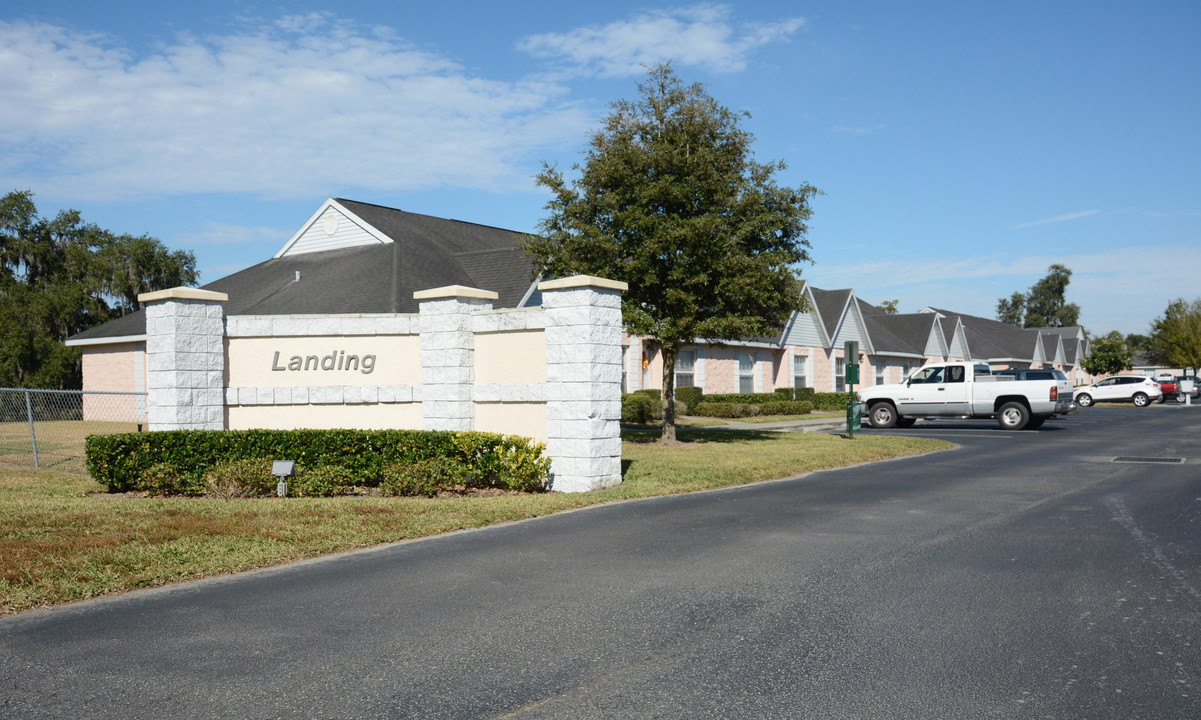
xmin=0 ymin=190 xmax=198 ymax=388
xmin=1080 ymin=330 xmax=1133 ymax=377
xmin=877 ymin=299 xmax=900 ymax=315
xmin=1124 ymin=333 xmax=1149 ymax=353
xmin=1145 ymin=297 xmax=1201 ymax=370
xmin=521 ymin=64 xmax=819 ymax=441
xmin=995 ymin=264 xmax=1081 ymax=328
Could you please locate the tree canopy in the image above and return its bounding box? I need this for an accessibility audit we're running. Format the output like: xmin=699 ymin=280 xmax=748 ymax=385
xmin=1080 ymin=330 xmax=1132 ymax=377
xmin=1145 ymin=297 xmax=1201 ymax=371
xmin=995 ymin=264 xmax=1081 ymax=328
xmin=520 ymin=64 xmax=819 ymax=441
xmin=1 ymin=190 xmax=198 ymax=388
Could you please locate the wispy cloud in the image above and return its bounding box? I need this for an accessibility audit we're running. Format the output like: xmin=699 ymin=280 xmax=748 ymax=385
xmin=0 ymin=16 xmax=593 ymax=202
xmin=1010 ymin=210 xmax=1097 ymax=229
xmin=175 ymin=221 xmax=289 ymax=246
xmin=517 ymin=4 xmax=806 ymax=77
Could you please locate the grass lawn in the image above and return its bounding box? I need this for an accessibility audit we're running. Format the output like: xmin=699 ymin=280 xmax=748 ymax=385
xmin=1 ymin=428 xmax=951 ymax=616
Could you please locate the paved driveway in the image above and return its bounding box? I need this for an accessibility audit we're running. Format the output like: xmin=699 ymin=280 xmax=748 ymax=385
xmin=3 ymin=405 xmax=1199 ymax=718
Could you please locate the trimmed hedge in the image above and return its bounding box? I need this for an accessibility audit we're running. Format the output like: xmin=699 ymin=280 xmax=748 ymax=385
xmin=675 ymin=386 xmax=704 ymax=414
xmin=774 ymin=387 xmax=817 ymax=401
xmin=84 ymin=428 xmax=551 ymax=495
xmin=701 ymin=392 xmax=786 ymax=405
xmin=694 ymin=400 xmax=815 ymax=419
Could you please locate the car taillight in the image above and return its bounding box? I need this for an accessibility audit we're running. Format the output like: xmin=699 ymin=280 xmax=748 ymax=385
xmin=1050 ymin=386 xmax=1058 ymax=401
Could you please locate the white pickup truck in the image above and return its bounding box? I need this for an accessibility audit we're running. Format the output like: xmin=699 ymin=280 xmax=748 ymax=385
xmin=857 ymin=361 xmax=1073 ymax=430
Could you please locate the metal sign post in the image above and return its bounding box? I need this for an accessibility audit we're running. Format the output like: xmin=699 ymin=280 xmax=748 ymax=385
xmin=845 ymin=341 xmax=860 ymax=438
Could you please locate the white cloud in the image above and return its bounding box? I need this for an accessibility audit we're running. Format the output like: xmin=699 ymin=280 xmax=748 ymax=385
xmin=1010 ymin=210 xmax=1097 ymax=229
xmin=0 ymin=17 xmax=593 ymax=202
xmin=517 ymin=4 xmax=806 ymax=77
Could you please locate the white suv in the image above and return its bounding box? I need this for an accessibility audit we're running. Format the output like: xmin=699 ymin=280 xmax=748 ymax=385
xmin=1074 ymin=376 xmax=1162 ymax=407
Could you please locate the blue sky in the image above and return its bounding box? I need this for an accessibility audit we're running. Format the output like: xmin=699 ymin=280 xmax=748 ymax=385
xmin=3 ymin=1 xmax=1198 ymax=336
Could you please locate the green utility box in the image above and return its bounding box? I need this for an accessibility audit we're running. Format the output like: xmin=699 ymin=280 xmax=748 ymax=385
xmin=846 ymin=400 xmax=863 ymax=433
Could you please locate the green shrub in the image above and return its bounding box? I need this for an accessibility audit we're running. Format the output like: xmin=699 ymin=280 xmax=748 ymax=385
xmin=449 ymin=433 xmax=550 ymax=492
xmin=136 ymin=462 xmax=202 ymax=496
xmin=810 ymin=392 xmax=851 ymax=411
xmin=84 ymin=428 xmax=550 ymax=494
xmin=675 ymin=386 xmax=704 ymax=414
xmin=774 ymin=387 xmax=817 ymax=401
xmin=635 ymin=388 xmax=660 ymax=399
xmin=702 ymin=392 xmax=785 ymax=405
xmin=292 ymin=465 xmax=357 ymax=497
xmin=380 ymin=457 xmax=465 ymax=497
xmin=694 ymin=400 xmax=815 ymax=418
xmin=622 ymin=393 xmax=662 ymax=424
xmin=203 ymin=458 xmax=278 ymax=499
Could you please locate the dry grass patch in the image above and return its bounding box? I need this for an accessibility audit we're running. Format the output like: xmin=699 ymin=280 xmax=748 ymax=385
xmin=1 ymin=429 xmax=950 ymax=615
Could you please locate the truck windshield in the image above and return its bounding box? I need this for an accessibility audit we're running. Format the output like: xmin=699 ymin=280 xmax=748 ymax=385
xmin=911 ymin=367 xmax=944 ymax=384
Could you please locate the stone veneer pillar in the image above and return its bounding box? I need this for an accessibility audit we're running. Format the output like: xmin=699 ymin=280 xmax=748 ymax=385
xmin=540 ymin=275 xmax=628 ymax=492
xmin=138 ymin=287 xmax=229 ymax=431
xmin=416 ymin=285 xmax=497 ymax=431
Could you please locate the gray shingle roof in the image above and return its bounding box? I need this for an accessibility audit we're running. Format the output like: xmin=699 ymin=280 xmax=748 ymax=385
xmin=68 ymin=200 xmax=538 ymax=343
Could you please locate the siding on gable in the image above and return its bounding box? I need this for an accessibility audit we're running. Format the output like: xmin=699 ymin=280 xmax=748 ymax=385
xmin=830 ymin=314 xmax=865 ymax=347
xmin=924 ymin=326 xmax=945 ymax=358
xmin=782 ymin=311 xmax=824 ymax=347
xmin=284 ymin=207 xmax=386 ymax=256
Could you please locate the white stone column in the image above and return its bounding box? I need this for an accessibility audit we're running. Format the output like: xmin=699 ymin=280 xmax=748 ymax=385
xmin=138 ymin=287 xmax=228 ymax=431
xmin=416 ymin=285 xmax=497 ymax=432
xmin=540 ymin=275 xmax=628 ymax=492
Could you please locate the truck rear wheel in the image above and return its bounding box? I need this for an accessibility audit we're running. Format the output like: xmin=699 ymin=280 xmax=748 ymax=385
xmin=998 ymin=401 xmax=1030 ymax=430
xmin=869 ymin=402 xmax=898 ymax=429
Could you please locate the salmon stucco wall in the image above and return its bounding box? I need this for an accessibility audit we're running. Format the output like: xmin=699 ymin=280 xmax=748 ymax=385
xmin=81 ymin=342 xmax=146 ymax=422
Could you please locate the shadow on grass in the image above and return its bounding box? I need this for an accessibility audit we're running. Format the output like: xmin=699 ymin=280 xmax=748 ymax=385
xmin=621 ymin=426 xmax=785 ymax=445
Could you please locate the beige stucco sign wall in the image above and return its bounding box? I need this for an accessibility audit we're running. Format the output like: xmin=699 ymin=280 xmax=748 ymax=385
xmin=226 ymin=336 xmax=421 ymax=388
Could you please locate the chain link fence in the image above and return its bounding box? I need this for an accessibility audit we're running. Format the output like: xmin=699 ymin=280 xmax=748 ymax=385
xmin=0 ymin=389 xmax=147 ymax=474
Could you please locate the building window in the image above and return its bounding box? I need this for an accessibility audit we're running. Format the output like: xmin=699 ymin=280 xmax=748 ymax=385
xmin=875 ymin=360 xmax=886 ymax=385
xmin=738 ymin=352 xmax=756 ymax=393
xmin=675 ymin=349 xmax=696 ymax=388
xmin=835 ymin=357 xmax=846 ymax=393
xmin=902 ymin=361 xmax=911 ymax=381
xmin=793 ymin=354 xmax=807 ymax=388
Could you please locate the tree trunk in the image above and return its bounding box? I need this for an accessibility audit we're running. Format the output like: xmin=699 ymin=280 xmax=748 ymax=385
xmin=660 ymin=343 xmax=677 ymax=442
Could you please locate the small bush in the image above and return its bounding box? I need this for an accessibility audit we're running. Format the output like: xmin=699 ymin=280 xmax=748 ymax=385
xmin=675 ymin=386 xmax=704 ymax=414
xmin=203 ymin=458 xmax=278 ymax=499
xmin=292 ymin=465 xmax=357 ymax=497
xmin=380 ymin=457 xmax=466 ymax=497
xmin=622 ymin=393 xmax=662 ymax=424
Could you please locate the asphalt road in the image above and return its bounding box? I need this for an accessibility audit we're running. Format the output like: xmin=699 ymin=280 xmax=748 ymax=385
xmin=2 ymin=404 xmax=1199 ymax=719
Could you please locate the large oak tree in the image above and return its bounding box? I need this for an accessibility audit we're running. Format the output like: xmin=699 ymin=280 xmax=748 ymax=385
xmin=1 ymin=190 xmax=198 ymax=388
xmin=1146 ymin=297 xmax=1201 ymax=371
xmin=996 ymin=264 xmax=1081 ymax=328
xmin=521 ymin=64 xmax=819 ymax=441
